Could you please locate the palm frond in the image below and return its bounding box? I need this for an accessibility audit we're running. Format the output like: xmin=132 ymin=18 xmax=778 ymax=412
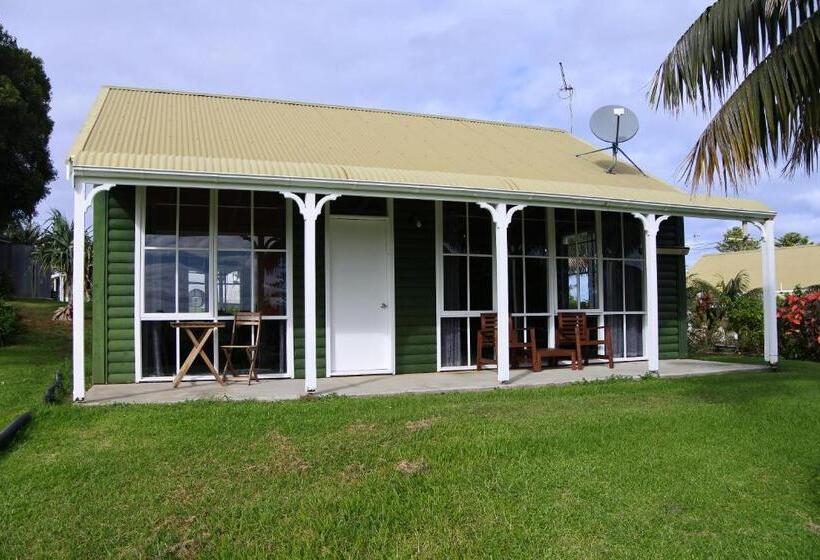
xmin=681 ymin=12 xmax=820 ymax=189
xmin=650 ymin=0 xmax=818 ymax=113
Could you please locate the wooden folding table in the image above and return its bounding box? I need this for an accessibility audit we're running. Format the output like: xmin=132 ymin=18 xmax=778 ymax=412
xmin=170 ymin=321 xmax=225 ymax=387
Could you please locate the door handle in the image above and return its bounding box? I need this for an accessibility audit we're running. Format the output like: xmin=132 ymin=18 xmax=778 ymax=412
xmin=380 ymin=303 xmax=388 ymax=309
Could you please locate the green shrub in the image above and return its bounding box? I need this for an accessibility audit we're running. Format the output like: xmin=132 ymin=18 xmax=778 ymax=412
xmin=778 ymin=290 xmax=820 ymax=361
xmin=0 ymin=300 xmax=18 ymax=346
xmin=726 ymin=293 xmax=764 ymax=354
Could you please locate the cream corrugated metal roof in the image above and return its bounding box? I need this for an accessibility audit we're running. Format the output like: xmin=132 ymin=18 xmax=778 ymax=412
xmin=689 ymin=244 xmax=820 ymax=291
xmin=68 ymin=86 xmax=772 ymax=217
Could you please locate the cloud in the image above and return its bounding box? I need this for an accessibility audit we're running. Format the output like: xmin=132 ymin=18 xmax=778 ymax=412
xmin=2 ymin=0 xmax=815 ymax=247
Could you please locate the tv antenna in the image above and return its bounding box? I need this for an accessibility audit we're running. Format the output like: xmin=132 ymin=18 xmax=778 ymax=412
xmin=557 ymin=62 xmax=574 ymax=133
xmin=576 ymin=104 xmax=646 ymax=175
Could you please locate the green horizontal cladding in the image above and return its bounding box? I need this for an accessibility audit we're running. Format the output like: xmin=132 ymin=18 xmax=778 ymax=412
xmin=93 ymin=186 xmax=136 ymax=384
xmin=394 ymin=200 xmax=437 ymax=373
xmin=657 ymin=217 xmax=688 ymax=359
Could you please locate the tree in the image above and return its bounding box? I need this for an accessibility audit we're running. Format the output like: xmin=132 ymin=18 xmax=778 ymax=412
xmin=1 ymin=216 xmax=41 ymax=244
xmin=775 ymin=231 xmax=811 ymax=246
xmin=31 ymin=209 xmax=92 ymax=321
xmin=650 ymin=1 xmax=820 ymax=191
xmin=717 ymin=226 xmax=760 ymax=252
xmin=688 ymin=271 xmax=763 ymax=353
xmin=0 ymin=24 xmax=56 ymax=229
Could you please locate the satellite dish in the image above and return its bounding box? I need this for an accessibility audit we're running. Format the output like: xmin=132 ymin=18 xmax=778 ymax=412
xmin=590 ymin=105 xmax=639 ymax=143
xmin=577 ymin=104 xmax=645 ymax=175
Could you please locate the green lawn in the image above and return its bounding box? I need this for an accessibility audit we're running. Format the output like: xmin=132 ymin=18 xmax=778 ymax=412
xmin=1 ymin=301 xmax=819 ymax=558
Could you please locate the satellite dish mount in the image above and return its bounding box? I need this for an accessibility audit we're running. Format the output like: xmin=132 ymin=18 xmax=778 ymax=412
xmin=576 ymin=105 xmax=646 ymax=175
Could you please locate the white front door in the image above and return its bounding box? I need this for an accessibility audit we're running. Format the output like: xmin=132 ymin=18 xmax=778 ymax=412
xmin=327 ymin=216 xmax=393 ymax=375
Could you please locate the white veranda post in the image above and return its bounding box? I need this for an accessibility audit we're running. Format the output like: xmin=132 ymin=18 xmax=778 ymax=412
xmin=282 ymin=192 xmax=339 ymax=393
xmin=632 ymin=213 xmax=669 ymax=374
xmin=72 ymin=180 xmax=86 ymax=401
xmin=748 ymin=220 xmax=778 ymax=366
xmin=478 ymin=202 xmax=525 ymax=383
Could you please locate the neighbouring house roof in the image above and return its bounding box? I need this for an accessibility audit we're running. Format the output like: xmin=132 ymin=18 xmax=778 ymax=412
xmin=688 ymin=244 xmax=820 ymax=292
xmin=67 ymin=86 xmax=773 ymax=219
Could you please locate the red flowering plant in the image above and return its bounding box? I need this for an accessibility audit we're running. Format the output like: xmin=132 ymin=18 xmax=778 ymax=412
xmin=777 ymin=288 xmax=820 ymax=361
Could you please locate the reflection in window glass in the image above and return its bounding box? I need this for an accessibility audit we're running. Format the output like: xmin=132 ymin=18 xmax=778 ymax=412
xmin=179 ymin=190 xmax=210 ymax=248
xmin=254 ymin=194 xmax=286 ymax=249
xmin=178 ymin=251 xmax=209 ymax=313
xmin=443 ymin=256 xmax=467 ymax=310
xmin=144 ymin=188 xmax=176 ymax=247
xmin=603 ymin=260 xmax=623 ymax=311
xmin=442 ymin=202 xmax=467 ymax=254
xmin=469 ymin=256 xmax=493 ymax=310
xmin=602 ymin=212 xmax=622 ymax=258
xmin=509 ymin=258 xmax=524 ymax=313
xmin=623 ymin=214 xmax=644 ymax=259
xmin=525 ymin=258 xmax=548 ymax=312
xmin=257 ymin=252 xmax=286 ymax=315
xmin=218 ymin=191 xmax=251 ymax=250
xmin=257 ymin=320 xmax=287 ymax=373
xmin=441 ymin=318 xmax=468 ymax=367
xmin=217 ymin=252 xmax=252 ymax=315
xmin=141 ymin=321 xmax=176 ymax=377
xmin=626 ymin=315 xmax=644 ymax=357
xmin=144 ymin=250 xmax=175 ymax=313
xmin=624 ymin=260 xmax=644 ymax=311
xmin=469 ymin=213 xmax=492 ymax=255
xmin=605 ymin=315 xmax=625 ymax=358
xmin=578 ymin=260 xmax=597 ymax=309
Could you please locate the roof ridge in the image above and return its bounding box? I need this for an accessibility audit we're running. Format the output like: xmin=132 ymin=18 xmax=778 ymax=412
xmin=102 ymin=84 xmax=568 ymax=134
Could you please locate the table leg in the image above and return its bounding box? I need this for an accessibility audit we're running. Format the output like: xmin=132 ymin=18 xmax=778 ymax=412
xmin=173 ymin=328 xmax=214 ymax=387
xmin=183 ymin=328 xmax=222 ymax=383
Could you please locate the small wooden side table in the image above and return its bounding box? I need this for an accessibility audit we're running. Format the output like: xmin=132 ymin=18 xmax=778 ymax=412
xmin=170 ymin=321 xmax=225 ymax=387
xmin=532 ymin=347 xmax=579 ymax=372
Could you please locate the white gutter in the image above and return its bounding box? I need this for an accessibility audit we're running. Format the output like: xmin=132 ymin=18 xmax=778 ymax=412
xmin=70 ymin=165 xmax=776 ymax=222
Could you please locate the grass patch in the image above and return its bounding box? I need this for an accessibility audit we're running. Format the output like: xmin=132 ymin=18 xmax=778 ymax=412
xmin=0 ymin=299 xmax=73 ymax=427
xmin=1 ymin=303 xmax=819 ymax=557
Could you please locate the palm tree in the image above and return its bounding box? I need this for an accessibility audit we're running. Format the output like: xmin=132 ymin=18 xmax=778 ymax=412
xmin=650 ymin=1 xmax=820 ymax=191
xmin=31 ymin=209 xmax=92 ymax=320
xmin=687 ymin=270 xmax=754 ymax=350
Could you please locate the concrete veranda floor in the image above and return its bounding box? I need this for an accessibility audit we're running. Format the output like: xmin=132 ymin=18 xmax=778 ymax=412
xmin=82 ymin=359 xmax=769 ymax=405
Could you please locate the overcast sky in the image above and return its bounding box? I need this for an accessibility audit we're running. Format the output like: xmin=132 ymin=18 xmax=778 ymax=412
xmin=4 ymin=0 xmax=818 ymax=264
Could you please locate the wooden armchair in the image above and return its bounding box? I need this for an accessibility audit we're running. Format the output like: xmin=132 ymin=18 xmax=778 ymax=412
xmin=476 ymin=313 xmax=537 ymax=370
xmin=221 ymin=312 xmax=263 ymax=384
xmin=555 ymin=312 xmax=614 ymax=370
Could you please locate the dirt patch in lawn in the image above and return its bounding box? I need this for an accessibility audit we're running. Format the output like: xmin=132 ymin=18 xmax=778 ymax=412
xmin=396 ymin=459 xmax=427 ymax=475
xmin=405 ymin=417 xmax=439 ymax=431
xmin=245 ymin=430 xmax=309 ymax=475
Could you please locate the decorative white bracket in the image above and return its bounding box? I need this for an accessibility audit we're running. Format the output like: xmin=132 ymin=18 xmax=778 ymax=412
xmin=478 ymin=202 xmax=526 ymax=230
xmin=477 ymin=202 xmax=526 ymax=383
xmin=84 ymin=183 xmax=116 ymax=210
xmin=282 ymin=192 xmax=340 ymax=221
xmin=281 ymin=191 xmax=341 ymax=393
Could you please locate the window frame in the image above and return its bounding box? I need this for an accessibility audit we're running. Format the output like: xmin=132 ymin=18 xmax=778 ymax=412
xmin=134 ymin=186 xmax=294 ymax=382
xmin=436 ymin=201 xmax=496 ymax=370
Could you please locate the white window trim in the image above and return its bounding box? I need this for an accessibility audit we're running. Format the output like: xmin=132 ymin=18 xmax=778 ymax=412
xmin=134 ymin=186 xmax=295 ymax=383
xmin=436 ymin=206 xmax=648 ymax=371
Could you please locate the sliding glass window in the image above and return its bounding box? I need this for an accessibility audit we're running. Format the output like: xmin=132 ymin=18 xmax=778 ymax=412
xmin=602 ymin=212 xmax=645 ymax=358
xmin=216 ymin=190 xmax=288 ymax=374
xmin=142 ymin=187 xmax=213 ymax=378
xmin=508 ymin=207 xmax=551 ymax=348
xmin=440 ymin=202 xmax=493 ymax=368
xmin=140 ymin=187 xmax=290 ymax=379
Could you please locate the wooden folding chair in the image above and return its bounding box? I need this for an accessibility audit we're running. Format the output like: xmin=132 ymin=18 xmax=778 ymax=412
xmin=220 ymin=312 xmax=263 ymax=384
xmin=555 ymin=312 xmax=614 ymax=370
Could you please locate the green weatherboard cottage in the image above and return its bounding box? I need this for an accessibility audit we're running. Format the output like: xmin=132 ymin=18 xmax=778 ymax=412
xmin=67 ymin=86 xmax=779 ymax=400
